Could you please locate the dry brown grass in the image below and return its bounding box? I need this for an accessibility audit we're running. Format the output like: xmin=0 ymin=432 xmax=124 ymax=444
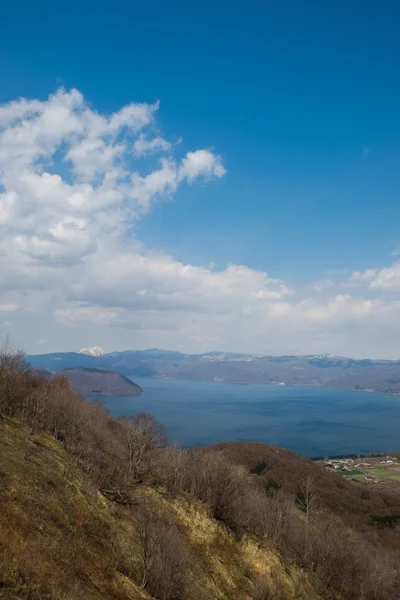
xmin=0 ymin=415 xmax=323 ymax=600
xmin=0 ymin=414 xmax=147 ymax=600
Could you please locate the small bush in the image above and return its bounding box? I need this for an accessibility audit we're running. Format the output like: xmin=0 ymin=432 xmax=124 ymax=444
xmin=265 ymin=479 xmax=280 ymax=495
xmin=250 ymin=461 xmax=267 ymax=475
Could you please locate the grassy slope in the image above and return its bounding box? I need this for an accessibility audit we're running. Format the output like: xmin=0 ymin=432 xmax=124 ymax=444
xmin=0 ymin=415 xmax=321 ymax=600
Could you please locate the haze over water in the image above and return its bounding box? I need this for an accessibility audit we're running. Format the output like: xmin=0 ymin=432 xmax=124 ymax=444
xmin=93 ymin=378 xmax=400 ymax=457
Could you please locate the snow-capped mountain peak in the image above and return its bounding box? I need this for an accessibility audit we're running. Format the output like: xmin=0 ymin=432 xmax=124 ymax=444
xmin=77 ymin=346 xmax=105 ymax=357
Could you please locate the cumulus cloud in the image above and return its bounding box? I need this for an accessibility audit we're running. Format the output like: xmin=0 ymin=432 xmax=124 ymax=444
xmin=369 ymin=264 xmax=400 ymax=291
xmin=0 ymin=88 xmax=225 ymax=265
xmin=178 ymin=149 xmax=226 ymax=183
xmin=349 ymin=264 xmax=400 ymax=291
xmin=1 ymin=88 xmax=400 ymax=358
xmin=0 ymin=88 xmax=225 ymax=294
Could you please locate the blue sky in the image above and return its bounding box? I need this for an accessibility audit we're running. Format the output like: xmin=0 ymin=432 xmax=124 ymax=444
xmin=1 ymin=0 xmax=400 ymax=357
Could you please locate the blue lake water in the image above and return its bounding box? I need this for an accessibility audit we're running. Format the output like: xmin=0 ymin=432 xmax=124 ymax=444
xmin=91 ymin=378 xmax=400 ymax=457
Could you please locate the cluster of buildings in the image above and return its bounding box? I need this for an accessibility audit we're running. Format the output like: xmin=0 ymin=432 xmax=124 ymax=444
xmin=324 ymin=457 xmax=361 ymax=471
xmin=323 ymin=456 xmax=398 ymax=483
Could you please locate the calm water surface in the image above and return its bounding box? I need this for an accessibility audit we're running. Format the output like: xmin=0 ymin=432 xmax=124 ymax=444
xmin=91 ymin=378 xmax=400 ymax=456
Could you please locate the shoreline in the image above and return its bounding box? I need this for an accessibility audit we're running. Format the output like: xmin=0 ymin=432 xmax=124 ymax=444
xmin=147 ymin=375 xmax=400 ymax=398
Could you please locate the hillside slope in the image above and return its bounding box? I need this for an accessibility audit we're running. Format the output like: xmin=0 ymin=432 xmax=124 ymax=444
xmin=1 ymin=352 xmax=399 ymax=600
xmin=0 ymin=415 xmax=320 ymax=600
xmin=204 ymin=442 xmax=400 ymax=525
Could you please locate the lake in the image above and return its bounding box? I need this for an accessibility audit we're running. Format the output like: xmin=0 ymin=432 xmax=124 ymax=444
xmin=90 ymin=378 xmax=400 ymax=457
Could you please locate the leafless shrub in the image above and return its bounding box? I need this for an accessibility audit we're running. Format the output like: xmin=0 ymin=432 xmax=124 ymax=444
xmin=307 ymin=512 xmax=400 ymax=600
xmin=152 ymin=444 xmax=190 ymax=490
xmin=176 ymin=450 xmax=252 ymax=528
xmin=134 ymin=494 xmax=193 ymax=599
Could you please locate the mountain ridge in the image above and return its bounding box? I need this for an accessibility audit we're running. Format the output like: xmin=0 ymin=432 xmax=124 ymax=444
xmin=26 ymin=349 xmax=400 ymax=396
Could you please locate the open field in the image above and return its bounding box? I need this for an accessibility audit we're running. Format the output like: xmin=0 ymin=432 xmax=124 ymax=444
xmin=364 ymin=468 xmax=400 ymax=481
xmin=351 ymin=472 xmax=400 ymax=483
xmin=321 ymin=456 xmax=400 ymax=485
xmin=358 ymin=460 xmax=400 ymax=483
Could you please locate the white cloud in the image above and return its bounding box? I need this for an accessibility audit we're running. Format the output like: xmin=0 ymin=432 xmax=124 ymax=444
xmin=178 ymin=149 xmax=226 ymax=183
xmin=54 ymin=239 xmax=292 ymax=319
xmin=0 ymin=88 xmax=225 ymax=282
xmin=130 ymin=158 xmax=179 ymax=210
xmin=369 ymin=264 xmax=400 ymax=291
xmin=349 ymin=264 xmax=400 ymax=291
xmin=350 ymin=269 xmax=378 ymax=283
xmin=1 ymin=321 xmax=12 ymax=327
xmin=2 ymin=88 xmax=400 ymax=359
xmin=52 ymin=293 xmax=400 ymax=358
xmin=133 ymin=134 xmax=171 ymax=157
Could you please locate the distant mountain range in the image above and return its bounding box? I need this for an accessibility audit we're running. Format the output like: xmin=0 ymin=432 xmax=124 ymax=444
xmin=26 ymin=349 xmax=400 ymax=396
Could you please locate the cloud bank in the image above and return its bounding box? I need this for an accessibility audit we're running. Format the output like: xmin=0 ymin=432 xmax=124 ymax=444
xmin=1 ymin=89 xmax=400 ymax=358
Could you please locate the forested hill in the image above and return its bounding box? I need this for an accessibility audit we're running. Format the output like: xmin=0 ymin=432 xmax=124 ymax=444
xmin=27 ymin=349 xmax=400 ymax=395
xmin=60 ymin=367 xmax=143 ymax=396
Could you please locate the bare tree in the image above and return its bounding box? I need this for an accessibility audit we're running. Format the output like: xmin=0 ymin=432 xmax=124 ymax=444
xmin=0 ymin=335 xmax=25 ymax=372
xmin=296 ymin=477 xmax=317 ymax=566
xmin=0 ymin=336 xmax=28 ymax=415
xmin=118 ymin=413 xmax=167 ymax=482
